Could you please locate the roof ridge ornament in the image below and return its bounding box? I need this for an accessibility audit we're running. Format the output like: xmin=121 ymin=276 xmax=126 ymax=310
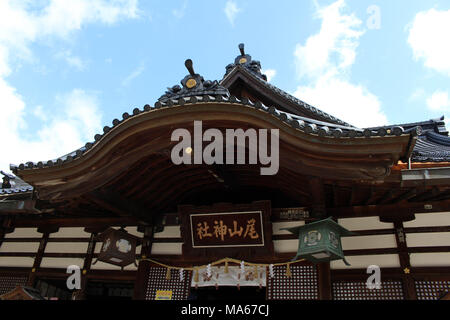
xmin=225 ymin=43 xmax=268 ymax=81
xmin=158 ymin=59 xmax=229 ymax=102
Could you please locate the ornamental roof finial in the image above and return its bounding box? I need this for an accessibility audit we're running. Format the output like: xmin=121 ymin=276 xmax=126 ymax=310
xmin=224 ymin=43 xmax=267 ymax=81
xmin=185 ymin=59 xmax=196 ymax=77
xmin=239 ymin=43 xmax=245 ymax=56
xmin=157 ymin=59 xmax=229 ymax=102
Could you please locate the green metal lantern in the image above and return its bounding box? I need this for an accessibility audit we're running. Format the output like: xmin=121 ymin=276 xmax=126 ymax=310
xmin=282 ymin=217 xmax=355 ymax=266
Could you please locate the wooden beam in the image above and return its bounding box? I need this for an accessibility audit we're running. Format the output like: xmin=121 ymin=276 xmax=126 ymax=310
xmin=310 ymin=177 xmax=326 ymax=218
xmin=27 ymin=231 xmax=50 ymax=286
xmin=332 ymin=185 xmax=340 ymax=207
xmin=378 ymin=190 xmax=395 ymax=204
xmin=394 ymin=221 xmax=417 ymax=300
xmin=318 ymin=262 xmax=331 ymax=300
xmin=13 ymin=217 xmax=139 ymax=228
xmin=85 ymin=189 xmax=152 ymax=224
xmin=348 ymin=186 xmax=356 ymax=206
xmin=75 ymin=231 xmax=97 ymax=300
xmin=409 ymin=187 xmax=439 ymax=202
xmin=390 ymin=188 xmax=417 ymax=203
xmin=134 ymin=226 xmax=153 ymax=300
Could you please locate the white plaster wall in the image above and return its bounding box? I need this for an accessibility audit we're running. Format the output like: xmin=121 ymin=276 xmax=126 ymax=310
xmin=0 ymin=257 xmax=34 ymax=267
xmin=4 ymin=228 xmax=41 ymax=238
xmin=338 ymin=217 xmax=394 ymax=231
xmin=341 ymin=235 xmax=397 ymax=250
xmin=406 ymin=232 xmax=450 ymax=247
xmin=410 ymin=253 xmax=450 ymax=267
xmin=153 ymin=226 xmax=181 ymax=238
xmin=49 ymin=227 xmax=89 ymax=238
xmin=45 ymin=242 xmax=89 ymax=254
xmin=0 ymin=242 xmax=40 ymax=253
xmin=331 ymin=254 xmax=400 ymax=269
xmin=404 ymin=212 xmax=450 ymax=228
xmin=40 ymin=257 xmax=84 ymax=269
xmin=150 ymin=243 xmax=183 ymax=255
xmin=272 ymin=221 xmax=305 ymax=235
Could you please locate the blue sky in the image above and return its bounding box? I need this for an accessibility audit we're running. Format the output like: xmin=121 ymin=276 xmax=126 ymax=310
xmin=2 ymin=0 xmax=450 ymax=171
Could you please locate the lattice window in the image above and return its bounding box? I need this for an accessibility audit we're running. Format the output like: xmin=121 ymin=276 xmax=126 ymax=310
xmin=332 ymin=280 xmax=404 ymax=300
xmin=267 ymin=265 xmax=318 ymax=300
xmin=415 ymin=280 xmax=450 ymax=300
xmin=0 ymin=274 xmax=28 ymax=295
xmin=145 ymin=267 xmax=192 ymax=300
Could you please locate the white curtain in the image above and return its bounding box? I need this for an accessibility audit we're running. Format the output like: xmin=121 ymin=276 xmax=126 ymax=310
xmin=191 ymin=266 xmax=267 ymax=287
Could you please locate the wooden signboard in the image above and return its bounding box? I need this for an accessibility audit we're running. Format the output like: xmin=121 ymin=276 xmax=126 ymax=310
xmin=155 ymin=290 xmax=173 ymax=300
xmin=191 ymin=211 xmax=264 ymax=248
xmin=179 ymin=201 xmax=273 ymax=259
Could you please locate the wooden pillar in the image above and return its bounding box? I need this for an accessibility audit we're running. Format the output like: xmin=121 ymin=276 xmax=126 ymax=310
xmin=309 ymin=177 xmax=327 ymax=219
xmin=27 ymin=226 xmax=59 ymax=286
xmin=310 ymin=177 xmax=330 ymax=299
xmin=308 ymin=179 xmax=331 ymax=299
xmin=394 ymin=221 xmax=417 ymax=300
xmin=133 ymin=225 xmax=153 ymax=300
xmin=0 ymin=216 xmax=15 ymax=248
xmin=318 ymin=262 xmax=332 ymax=300
xmin=72 ymin=228 xmax=101 ymax=300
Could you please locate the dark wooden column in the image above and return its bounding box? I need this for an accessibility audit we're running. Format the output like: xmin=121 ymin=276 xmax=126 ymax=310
xmin=0 ymin=216 xmax=15 ymax=248
xmin=309 ymin=177 xmax=327 ymax=219
xmin=309 ymin=178 xmax=332 ymax=299
xmin=133 ymin=225 xmax=154 ymax=300
xmin=318 ymin=262 xmax=332 ymax=300
xmin=394 ymin=221 xmax=417 ymax=300
xmin=72 ymin=228 xmax=101 ymax=300
xmin=27 ymin=226 xmax=59 ymax=286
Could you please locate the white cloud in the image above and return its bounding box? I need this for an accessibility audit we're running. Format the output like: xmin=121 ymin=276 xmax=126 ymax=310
xmin=292 ymin=0 xmax=387 ymax=128
xmin=294 ymin=75 xmax=386 ymax=128
xmin=0 ymin=0 xmax=139 ymax=172
xmin=262 ymin=69 xmax=276 ymax=82
xmin=39 ymin=0 xmax=140 ymax=37
xmin=33 ymin=105 xmax=48 ymax=121
xmin=294 ymin=0 xmax=363 ymax=80
xmin=408 ymin=8 xmax=450 ymax=76
xmin=122 ymin=63 xmax=145 ymax=87
xmin=0 ymin=0 xmax=140 ymax=76
xmin=224 ymin=0 xmax=241 ymax=26
xmin=172 ymin=1 xmax=188 ymax=19
xmin=0 ymin=88 xmax=103 ymax=173
xmin=426 ymin=90 xmax=450 ymax=111
xmin=409 ymin=88 xmax=426 ymax=102
xmin=55 ymin=50 xmax=87 ymax=70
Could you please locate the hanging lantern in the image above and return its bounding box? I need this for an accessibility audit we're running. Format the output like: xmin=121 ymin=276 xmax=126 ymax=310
xmin=282 ymin=217 xmax=355 ymax=265
xmin=94 ymin=227 xmax=141 ymax=269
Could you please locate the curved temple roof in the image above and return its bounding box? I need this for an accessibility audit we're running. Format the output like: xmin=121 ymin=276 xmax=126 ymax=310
xmin=2 ymin=44 xmax=448 ymax=200
xmin=368 ymin=116 xmax=450 ymax=163
xmin=9 ymin=92 xmax=415 ymax=173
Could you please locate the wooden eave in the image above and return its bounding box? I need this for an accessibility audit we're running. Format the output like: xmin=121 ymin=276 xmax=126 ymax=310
xmin=14 ymin=101 xmax=413 ymax=204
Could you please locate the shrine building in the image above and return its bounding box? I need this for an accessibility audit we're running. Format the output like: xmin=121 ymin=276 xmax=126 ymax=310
xmin=0 ymin=44 xmax=449 ymax=300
